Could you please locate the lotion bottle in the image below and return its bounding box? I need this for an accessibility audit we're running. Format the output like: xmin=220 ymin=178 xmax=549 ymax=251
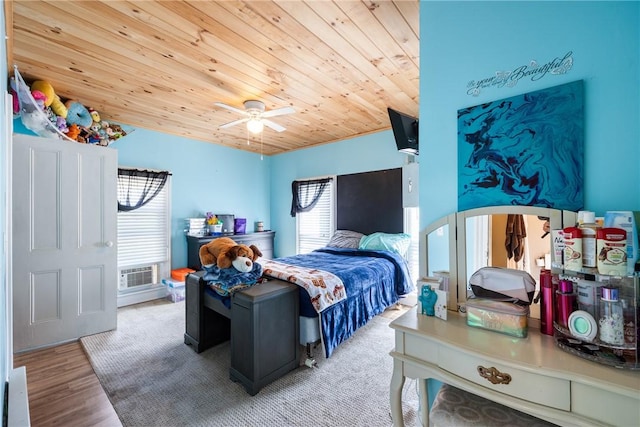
xmin=563 ymin=227 xmax=583 ymax=271
xmin=579 ymin=211 xmax=598 ymax=269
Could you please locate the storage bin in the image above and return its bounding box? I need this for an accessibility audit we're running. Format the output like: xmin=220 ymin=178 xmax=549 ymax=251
xmin=171 ymin=268 xmax=195 ymax=282
xmin=166 ymin=285 xmax=185 ymax=303
xmin=466 ymin=298 xmax=529 ymax=338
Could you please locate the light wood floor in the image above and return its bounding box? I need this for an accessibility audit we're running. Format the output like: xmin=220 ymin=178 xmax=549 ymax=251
xmin=13 ymin=341 xmax=121 ymax=427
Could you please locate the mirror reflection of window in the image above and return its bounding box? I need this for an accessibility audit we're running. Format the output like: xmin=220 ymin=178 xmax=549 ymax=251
xmin=427 ymin=224 xmax=449 ymax=276
xmin=465 ymin=215 xmax=490 ymax=288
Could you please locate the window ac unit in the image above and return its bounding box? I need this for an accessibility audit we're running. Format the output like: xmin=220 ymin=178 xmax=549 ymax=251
xmin=119 ymin=265 xmax=158 ymax=289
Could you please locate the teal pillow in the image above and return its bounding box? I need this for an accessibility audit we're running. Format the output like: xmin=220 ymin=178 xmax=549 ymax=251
xmin=358 ymin=232 xmax=411 ymax=257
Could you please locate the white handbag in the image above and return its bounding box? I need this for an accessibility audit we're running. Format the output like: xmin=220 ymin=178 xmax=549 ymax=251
xmin=468 ymin=267 xmax=536 ymax=305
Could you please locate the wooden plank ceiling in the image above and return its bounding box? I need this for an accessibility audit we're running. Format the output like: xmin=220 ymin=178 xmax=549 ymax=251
xmin=10 ymin=0 xmax=419 ymax=156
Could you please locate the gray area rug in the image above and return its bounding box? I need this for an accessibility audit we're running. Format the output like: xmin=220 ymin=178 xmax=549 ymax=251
xmin=81 ymin=299 xmax=421 ymax=427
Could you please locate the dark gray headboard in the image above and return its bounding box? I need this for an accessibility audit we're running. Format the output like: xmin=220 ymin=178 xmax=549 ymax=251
xmin=336 ymin=168 xmax=403 ymax=235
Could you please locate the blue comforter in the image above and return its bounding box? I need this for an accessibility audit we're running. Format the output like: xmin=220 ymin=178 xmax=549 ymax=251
xmin=274 ymin=247 xmax=414 ymax=358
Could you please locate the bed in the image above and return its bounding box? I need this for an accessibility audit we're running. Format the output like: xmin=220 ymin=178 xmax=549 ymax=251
xmin=186 ymin=167 xmax=414 ymax=360
xmin=261 ymin=244 xmax=413 ymax=358
xmin=193 ymin=229 xmax=413 ymax=362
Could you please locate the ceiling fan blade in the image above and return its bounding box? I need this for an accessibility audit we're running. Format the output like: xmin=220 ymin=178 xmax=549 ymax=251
xmin=214 ymin=102 xmax=247 ymax=116
xmin=261 ymin=106 xmax=295 ymax=118
xmin=262 ymin=119 xmax=286 ymax=132
xmin=219 ymin=117 xmax=249 ymax=129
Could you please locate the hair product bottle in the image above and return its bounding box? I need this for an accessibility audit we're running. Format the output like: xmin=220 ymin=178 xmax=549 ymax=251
xmin=539 ymin=269 xmax=554 ymax=335
xmin=556 ymin=279 xmax=576 ymax=329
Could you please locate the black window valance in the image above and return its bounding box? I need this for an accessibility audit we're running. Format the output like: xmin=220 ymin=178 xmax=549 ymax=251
xmin=290 ymin=178 xmax=332 ymax=217
xmin=117 ymin=168 xmax=169 ymax=212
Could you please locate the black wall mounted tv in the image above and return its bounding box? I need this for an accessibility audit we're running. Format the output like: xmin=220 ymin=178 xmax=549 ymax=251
xmin=387 ymin=107 xmax=419 ymax=155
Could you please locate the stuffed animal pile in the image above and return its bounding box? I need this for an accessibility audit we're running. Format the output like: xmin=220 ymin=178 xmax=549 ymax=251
xmin=199 ymin=237 xmax=263 ymax=273
xmin=199 ymin=237 xmax=264 ymax=297
xmin=11 ymin=74 xmax=127 ymax=146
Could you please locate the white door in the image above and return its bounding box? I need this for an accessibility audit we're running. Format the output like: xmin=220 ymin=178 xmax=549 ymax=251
xmin=12 ymin=134 xmax=117 ymax=352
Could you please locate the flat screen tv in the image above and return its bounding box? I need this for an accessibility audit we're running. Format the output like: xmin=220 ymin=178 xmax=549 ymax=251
xmin=387 ymin=107 xmax=419 ymax=155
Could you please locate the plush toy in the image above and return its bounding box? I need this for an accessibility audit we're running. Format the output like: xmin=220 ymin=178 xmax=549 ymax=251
xmin=30 ymin=80 xmax=68 ymax=118
xmin=56 ymin=116 xmax=68 ymax=133
xmin=31 ymin=90 xmax=47 ymax=110
xmin=88 ymin=107 xmax=100 ymax=123
xmin=65 ymin=100 xmax=93 ymax=128
xmin=65 ymin=123 xmax=81 ymax=141
xmin=199 ymin=237 xmax=262 ymax=273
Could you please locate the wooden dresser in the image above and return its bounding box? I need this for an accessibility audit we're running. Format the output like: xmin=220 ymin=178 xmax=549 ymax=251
xmin=186 ymin=231 xmax=275 ymax=270
xmin=389 ymin=307 xmax=640 ymax=426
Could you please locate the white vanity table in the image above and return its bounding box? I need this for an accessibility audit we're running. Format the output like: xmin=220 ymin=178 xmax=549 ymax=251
xmin=389 ymin=307 xmax=640 ymax=427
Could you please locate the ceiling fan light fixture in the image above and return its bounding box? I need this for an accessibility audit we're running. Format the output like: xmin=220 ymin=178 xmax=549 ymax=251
xmin=247 ymin=118 xmax=264 ymax=134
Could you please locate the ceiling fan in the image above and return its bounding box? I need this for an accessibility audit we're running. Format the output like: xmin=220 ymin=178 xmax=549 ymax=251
xmin=215 ymin=100 xmax=295 ymax=134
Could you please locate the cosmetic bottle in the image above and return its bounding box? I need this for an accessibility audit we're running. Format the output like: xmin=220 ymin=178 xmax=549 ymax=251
xmin=539 ymin=269 xmax=554 ymax=335
xmin=579 ymin=211 xmax=598 ymax=268
xmin=598 ymin=287 xmax=624 ymax=345
xmin=563 ymin=227 xmax=582 ymax=271
xmin=555 ymin=279 xmax=576 ymax=329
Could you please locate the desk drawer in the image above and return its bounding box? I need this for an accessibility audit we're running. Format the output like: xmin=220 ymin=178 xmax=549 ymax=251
xmin=438 ymin=346 xmax=570 ymax=410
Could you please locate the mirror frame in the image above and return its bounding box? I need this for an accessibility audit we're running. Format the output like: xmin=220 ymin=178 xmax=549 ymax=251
xmin=425 ymin=205 xmax=577 ymax=311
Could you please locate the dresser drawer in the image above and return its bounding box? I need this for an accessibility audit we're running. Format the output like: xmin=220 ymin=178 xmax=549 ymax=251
xmin=403 ymin=333 xmax=438 ymax=365
xmin=572 ymin=382 xmax=640 ymax=426
xmin=438 ymin=346 xmax=570 ymax=410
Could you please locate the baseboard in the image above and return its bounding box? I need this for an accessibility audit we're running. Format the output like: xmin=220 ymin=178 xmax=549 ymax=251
xmin=8 ymin=366 xmax=30 ymax=427
xmin=117 ymin=285 xmax=168 ymax=307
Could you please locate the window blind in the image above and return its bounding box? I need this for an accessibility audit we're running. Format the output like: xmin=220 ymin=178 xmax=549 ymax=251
xmin=117 ymin=175 xmax=170 ymax=269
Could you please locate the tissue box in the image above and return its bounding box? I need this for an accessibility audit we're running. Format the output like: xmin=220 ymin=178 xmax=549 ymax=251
xmin=466 ymin=298 xmax=529 ymax=338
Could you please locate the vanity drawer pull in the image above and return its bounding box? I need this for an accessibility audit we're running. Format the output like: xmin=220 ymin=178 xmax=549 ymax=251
xmin=477 ymin=365 xmax=512 ymax=385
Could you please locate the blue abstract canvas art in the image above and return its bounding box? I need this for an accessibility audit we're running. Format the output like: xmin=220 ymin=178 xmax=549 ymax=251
xmin=458 ymin=80 xmax=584 ymax=212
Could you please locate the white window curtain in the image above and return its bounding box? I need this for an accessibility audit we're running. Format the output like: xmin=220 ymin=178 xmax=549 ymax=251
xmin=296 ymin=178 xmax=335 ymax=254
xmin=117 ymin=170 xmax=171 ymax=272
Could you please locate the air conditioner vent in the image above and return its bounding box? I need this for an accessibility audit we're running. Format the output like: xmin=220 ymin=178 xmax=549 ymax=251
xmin=119 ymin=265 xmax=156 ymax=289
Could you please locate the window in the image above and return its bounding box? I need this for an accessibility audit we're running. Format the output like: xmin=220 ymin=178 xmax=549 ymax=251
xmin=404 ymin=206 xmax=420 ymax=284
xmin=296 ymin=178 xmax=335 ymax=254
xmin=117 ymin=172 xmax=171 ymax=291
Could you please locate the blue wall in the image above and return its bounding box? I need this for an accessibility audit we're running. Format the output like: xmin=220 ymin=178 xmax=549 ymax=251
xmin=270 ymin=131 xmax=410 ymax=256
xmin=110 ymin=129 xmax=271 ymax=268
xmin=420 ymin=1 xmax=640 ymax=228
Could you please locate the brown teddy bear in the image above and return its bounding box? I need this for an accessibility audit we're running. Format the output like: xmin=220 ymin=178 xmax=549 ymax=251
xmin=199 ymin=237 xmax=263 ymax=272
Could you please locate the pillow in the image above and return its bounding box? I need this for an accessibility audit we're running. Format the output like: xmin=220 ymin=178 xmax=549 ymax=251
xmin=358 ymin=232 xmax=411 ymax=257
xmin=326 ymin=230 xmax=365 ymax=249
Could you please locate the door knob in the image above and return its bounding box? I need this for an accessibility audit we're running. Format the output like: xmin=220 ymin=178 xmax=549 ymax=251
xmin=104 ymin=241 xmax=114 ymax=247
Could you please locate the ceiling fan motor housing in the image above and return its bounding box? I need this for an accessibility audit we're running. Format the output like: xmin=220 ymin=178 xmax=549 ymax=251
xmin=244 ymin=100 xmax=266 ymax=114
